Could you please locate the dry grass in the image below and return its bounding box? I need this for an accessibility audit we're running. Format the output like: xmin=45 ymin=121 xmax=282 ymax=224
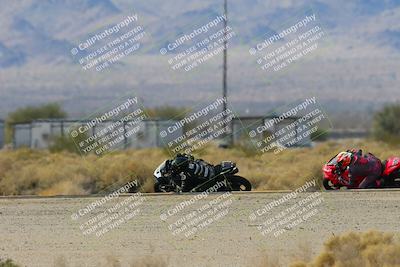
xmin=0 ymin=139 xmax=399 ymax=195
xmin=0 ymin=148 xmax=165 ymax=195
xmin=257 ymin=231 xmax=400 ymax=267
xmin=287 ymin=231 xmax=400 ymax=267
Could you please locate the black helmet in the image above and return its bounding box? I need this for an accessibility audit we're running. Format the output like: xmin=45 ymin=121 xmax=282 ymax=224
xmin=170 ymin=154 xmax=190 ymax=172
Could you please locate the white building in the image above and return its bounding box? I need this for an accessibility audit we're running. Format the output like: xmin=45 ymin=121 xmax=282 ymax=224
xmin=13 ymin=119 xmax=183 ymax=150
xmin=12 ymin=117 xmax=316 ymax=151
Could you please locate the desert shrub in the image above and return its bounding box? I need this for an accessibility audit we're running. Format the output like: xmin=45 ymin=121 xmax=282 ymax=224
xmin=0 ymin=259 xmax=20 ymax=267
xmin=5 ymin=103 xmax=66 ymax=143
xmin=49 ymin=135 xmax=80 ymax=154
xmin=145 ymin=106 xmax=189 ymax=120
xmin=49 ymin=128 xmax=88 ymax=154
xmin=310 ymin=128 xmax=329 ymax=142
xmin=258 ymin=231 xmax=400 ymax=267
xmin=291 ymin=231 xmax=400 ymax=267
xmin=372 ymin=103 xmax=400 ymax=144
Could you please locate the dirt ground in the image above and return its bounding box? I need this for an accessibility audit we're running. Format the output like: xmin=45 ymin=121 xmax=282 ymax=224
xmin=1 ymin=190 xmax=400 ymax=267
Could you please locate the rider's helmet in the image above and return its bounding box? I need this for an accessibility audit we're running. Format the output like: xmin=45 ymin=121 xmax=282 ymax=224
xmin=170 ymin=154 xmax=190 ymax=173
xmin=336 ymin=151 xmax=353 ymax=171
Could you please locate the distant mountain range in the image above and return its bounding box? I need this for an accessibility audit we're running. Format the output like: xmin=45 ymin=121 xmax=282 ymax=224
xmin=0 ymin=0 xmax=400 ymax=128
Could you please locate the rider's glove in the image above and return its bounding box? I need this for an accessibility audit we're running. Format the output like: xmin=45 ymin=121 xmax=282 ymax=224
xmin=347 ymin=174 xmax=354 ymax=187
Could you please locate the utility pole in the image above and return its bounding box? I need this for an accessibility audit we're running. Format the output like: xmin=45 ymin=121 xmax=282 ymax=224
xmin=222 ymin=0 xmax=229 ymax=146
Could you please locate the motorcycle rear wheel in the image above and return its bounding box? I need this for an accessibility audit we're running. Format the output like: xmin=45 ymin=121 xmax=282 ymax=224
xmin=381 ymin=176 xmax=400 ymax=188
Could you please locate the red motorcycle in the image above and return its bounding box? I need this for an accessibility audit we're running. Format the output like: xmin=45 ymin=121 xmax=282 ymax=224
xmin=322 ymin=153 xmax=400 ymax=190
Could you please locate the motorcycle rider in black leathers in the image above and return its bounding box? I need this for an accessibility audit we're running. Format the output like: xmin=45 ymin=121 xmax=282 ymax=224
xmin=168 ymin=153 xmax=215 ymax=192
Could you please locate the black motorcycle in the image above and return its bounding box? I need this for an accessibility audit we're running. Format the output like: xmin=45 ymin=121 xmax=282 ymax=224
xmin=153 ymin=160 xmax=252 ymax=193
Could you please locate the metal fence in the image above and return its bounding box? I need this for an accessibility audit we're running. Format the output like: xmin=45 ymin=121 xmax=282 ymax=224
xmin=232 ymin=116 xmax=312 ymax=147
xmin=11 ymin=116 xmax=314 ymax=150
xmin=6 ymin=116 xmax=372 ymax=151
xmin=12 ymin=119 xmax=184 ymax=149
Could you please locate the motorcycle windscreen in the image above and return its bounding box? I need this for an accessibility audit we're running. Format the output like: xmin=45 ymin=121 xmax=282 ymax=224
xmin=154 ymin=161 xmax=167 ymax=180
xmin=327 ymin=154 xmax=339 ymax=165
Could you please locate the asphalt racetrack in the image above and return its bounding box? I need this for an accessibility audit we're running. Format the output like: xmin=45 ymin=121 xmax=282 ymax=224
xmin=1 ymin=190 xmax=399 ymax=267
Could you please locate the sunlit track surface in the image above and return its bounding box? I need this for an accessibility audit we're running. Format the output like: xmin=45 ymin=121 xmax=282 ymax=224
xmin=2 ymin=188 xmax=400 ymax=199
xmin=1 ymin=191 xmax=400 ymax=267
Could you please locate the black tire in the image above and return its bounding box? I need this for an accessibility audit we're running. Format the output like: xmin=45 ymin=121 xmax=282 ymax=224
xmin=228 ymin=176 xmax=252 ymax=191
xmin=323 ymin=178 xmax=336 ymax=190
xmin=154 ymin=182 xmax=162 ymax=192
xmin=381 ymin=176 xmax=400 ymax=188
xmin=154 ymin=182 xmax=175 ymax=192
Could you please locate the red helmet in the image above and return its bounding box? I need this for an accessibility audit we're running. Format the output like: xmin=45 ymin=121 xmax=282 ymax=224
xmin=336 ymin=151 xmax=353 ymax=170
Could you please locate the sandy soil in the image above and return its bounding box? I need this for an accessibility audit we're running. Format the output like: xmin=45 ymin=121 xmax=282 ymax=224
xmin=1 ymin=190 xmax=400 ymax=267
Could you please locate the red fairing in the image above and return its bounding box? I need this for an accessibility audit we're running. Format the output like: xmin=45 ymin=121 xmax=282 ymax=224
xmin=323 ymin=153 xmax=399 ymax=189
xmin=322 ymin=153 xmax=364 ymax=188
xmin=322 ymin=164 xmax=351 ymax=186
xmin=322 ymin=164 xmax=339 ymax=184
xmin=383 ymin=157 xmax=400 ymax=176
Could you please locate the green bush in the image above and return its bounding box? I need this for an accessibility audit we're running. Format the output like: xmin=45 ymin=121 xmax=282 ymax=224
xmin=145 ymin=106 xmax=189 ymax=120
xmin=5 ymin=103 xmax=67 ymax=143
xmin=49 ymin=135 xmax=80 ymax=154
xmin=310 ymin=128 xmax=329 ymax=142
xmin=372 ymin=104 xmax=400 ymax=144
xmin=0 ymin=259 xmax=20 ymax=267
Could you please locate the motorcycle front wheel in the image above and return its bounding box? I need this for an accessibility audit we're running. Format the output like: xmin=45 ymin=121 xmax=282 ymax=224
xmin=154 ymin=182 xmax=176 ymax=192
xmin=154 ymin=182 xmax=163 ymax=192
xmin=228 ymin=176 xmax=252 ymax=191
xmin=323 ymin=178 xmax=339 ymax=190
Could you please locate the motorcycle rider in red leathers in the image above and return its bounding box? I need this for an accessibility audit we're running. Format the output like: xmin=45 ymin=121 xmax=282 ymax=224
xmin=336 ymin=149 xmax=382 ymax=189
